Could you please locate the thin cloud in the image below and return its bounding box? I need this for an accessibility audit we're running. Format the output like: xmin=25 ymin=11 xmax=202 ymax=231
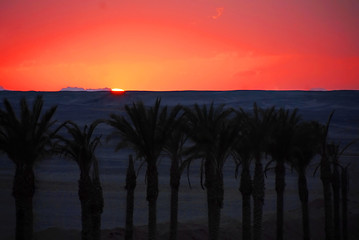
xmin=212 ymin=7 xmax=224 ymax=20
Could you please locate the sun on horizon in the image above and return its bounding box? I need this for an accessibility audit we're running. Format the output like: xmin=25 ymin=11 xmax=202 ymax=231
xmin=111 ymin=88 xmax=125 ymax=94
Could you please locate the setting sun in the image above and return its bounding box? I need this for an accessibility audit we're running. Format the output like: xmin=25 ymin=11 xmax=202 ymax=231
xmin=111 ymin=88 xmax=125 ymax=92
xmin=111 ymin=88 xmax=125 ymax=94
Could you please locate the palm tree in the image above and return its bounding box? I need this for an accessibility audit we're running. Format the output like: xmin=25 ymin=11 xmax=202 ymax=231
xmin=107 ymin=99 xmax=181 ymax=240
xmin=268 ymin=108 xmax=301 ymax=240
xmin=163 ymin=112 xmax=187 ymax=240
xmin=291 ymin=121 xmax=322 ymax=240
xmin=341 ymin=165 xmax=349 ymax=240
xmin=125 ymin=155 xmax=136 ymax=240
xmin=0 ymin=96 xmax=58 ymax=240
xmin=326 ymin=141 xmax=355 ymax=240
xmin=232 ymin=110 xmax=253 ymax=240
xmin=56 ymin=120 xmax=103 ymax=240
xmin=319 ymin=112 xmax=335 ymax=240
xmin=327 ymin=143 xmax=341 ymax=240
xmin=245 ymin=103 xmax=276 ymax=240
xmin=184 ymin=103 xmax=237 ymax=240
xmin=91 ymin=155 xmax=104 ymax=240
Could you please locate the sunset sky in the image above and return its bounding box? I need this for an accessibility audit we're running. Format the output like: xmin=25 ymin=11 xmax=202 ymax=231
xmin=1 ymin=0 xmax=359 ymax=91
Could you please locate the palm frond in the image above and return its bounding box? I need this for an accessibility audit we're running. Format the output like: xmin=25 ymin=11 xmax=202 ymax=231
xmin=56 ymin=120 xmax=102 ymax=176
xmin=0 ymin=96 xmax=58 ymax=166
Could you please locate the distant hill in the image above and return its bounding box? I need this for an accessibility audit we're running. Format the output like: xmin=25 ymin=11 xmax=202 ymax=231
xmin=60 ymin=87 xmax=111 ymax=92
xmin=310 ymin=88 xmax=327 ymax=91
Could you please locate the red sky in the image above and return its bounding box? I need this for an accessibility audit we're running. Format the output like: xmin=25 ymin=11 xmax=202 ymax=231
xmin=1 ymin=0 xmax=359 ymax=91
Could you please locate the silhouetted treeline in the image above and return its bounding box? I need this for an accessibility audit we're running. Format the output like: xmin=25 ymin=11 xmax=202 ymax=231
xmin=0 ymin=96 xmax=356 ymax=240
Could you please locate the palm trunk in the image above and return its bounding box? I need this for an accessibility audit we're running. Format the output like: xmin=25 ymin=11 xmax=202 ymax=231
xmin=253 ymin=156 xmax=265 ymax=240
xmin=331 ymin=163 xmax=341 ymax=240
xmin=275 ymin=159 xmax=285 ymax=240
xmin=147 ymin=162 xmax=159 ymax=240
xmin=205 ymin=160 xmax=222 ymax=240
xmin=209 ymin=196 xmax=221 ymax=240
xmin=298 ymin=168 xmax=310 ymax=240
xmin=206 ymin=183 xmax=221 ymax=240
xmin=217 ymin=173 xmax=224 ymax=236
xmin=239 ymin=160 xmax=252 ymax=240
xmin=125 ymin=156 xmax=136 ymax=240
xmin=79 ymin=177 xmax=93 ymax=240
xmin=320 ymin=154 xmax=334 ymax=240
xmin=91 ymin=159 xmax=104 ymax=240
xmin=13 ymin=166 xmax=35 ymax=240
xmin=341 ymin=167 xmax=348 ymax=240
xmin=169 ymin=157 xmax=180 ymax=240
xmin=91 ymin=181 xmax=104 ymax=240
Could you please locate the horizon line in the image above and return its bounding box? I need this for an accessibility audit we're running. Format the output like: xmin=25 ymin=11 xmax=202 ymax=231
xmin=2 ymin=89 xmax=359 ymax=93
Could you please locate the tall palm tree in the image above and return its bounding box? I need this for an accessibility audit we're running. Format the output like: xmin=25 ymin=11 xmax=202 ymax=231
xmin=163 ymin=111 xmax=187 ymax=240
xmin=0 ymin=96 xmax=58 ymax=240
xmin=246 ymin=104 xmax=276 ymax=240
xmin=327 ymin=143 xmax=341 ymax=240
xmin=125 ymin=155 xmax=136 ymax=240
xmin=107 ymin=99 xmax=181 ymax=240
xmin=319 ymin=112 xmax=335 ymax=240
xmin=291 ymin=121 xmax=322 ymax=240
xmin=232 ymin=110 xmax=253 ymax=240
xmin=184 ymin=103 xmax=237 ymax=240
xmin=91 ymin=156 xmax=103 ymax=240
xmin=268 ymin=108 xmax=301 ymax=240
xmin=56 ymin=120 xmax=104 ymax=240
xmin=341 ymin=165 xmax=349 ymax=240
xmin=326 ymin=141 xmax=355 ymax=240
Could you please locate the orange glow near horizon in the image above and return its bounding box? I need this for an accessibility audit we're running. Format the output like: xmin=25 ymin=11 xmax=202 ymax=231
xmin=1 ymin=1 xmax=359 ymax=91
xmin=111 ymin=88 xmax=125 ymax=92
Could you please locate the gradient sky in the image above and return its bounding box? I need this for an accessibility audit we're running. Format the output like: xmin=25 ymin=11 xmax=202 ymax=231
xmin=1 ymin=0 xmax=359 ymax=91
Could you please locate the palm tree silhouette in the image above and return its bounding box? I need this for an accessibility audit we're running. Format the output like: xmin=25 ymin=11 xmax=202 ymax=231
xmin=56 ymin=120 xmax=104 ymax=240
xmin=232 ymin=109 xmax=253 ymax=240
xmin=107 ymin=99 xmax=181 ymax=240
xmin=184 ymin=103 xmax=236 ymax=240
xmin=268 ymin=108 xmax=301 ymax=240
xmin=125 ymin=155 xmax=136 ymax=240
xmin=249 ymin=104 xmax=276 ymax=240
xmin=326 ymin=141 xmax=355 ymax=240
xmin=0 ymin=96 xmax=58 ymax=240
xmin=163 ymin=109 xmax=187 ymax=240
xmin=319 ymin=112 xmax=335 ymax=240
xmin=341 ymin=165 xmax=349 ymax=240
xmin=291 ymin=121 xmax=322 ymax=240
xmin=327 ymin=143 xmax=341 ymax=240
xmin=232 ymin=104 xmax=276 ymax=240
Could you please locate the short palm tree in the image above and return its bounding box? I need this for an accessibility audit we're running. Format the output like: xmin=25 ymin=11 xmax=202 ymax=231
xmin=56 ymin=120 xmax=104 ymax=240
xmin=291 ymin=121 xmax=322 ymax=240
xmin=184 ymin=103 xmax=236 ymax=240
xmin=107 ymin=99 xmax=181 ymax=240
xmin=268 ymin=108 xmax=301 ymax=240
xmin=0 ymin=96 xmax=58 ymax=240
